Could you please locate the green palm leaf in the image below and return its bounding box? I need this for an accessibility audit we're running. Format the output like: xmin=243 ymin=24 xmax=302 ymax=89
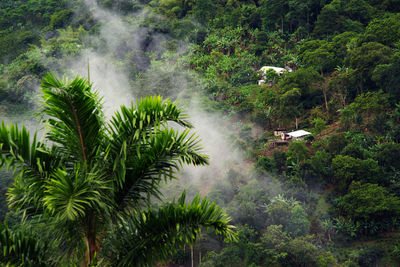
xmin=41 ymin=73 xmax=104 ymax=164
xmin=43 ymin=167 xmax=111 ymax=221
xmin=114 ymin=127 xmax=209 ymax=208
xmin=0 ymin=222 xmax=50 ymax=266
xmin=0 ymin=122 xmax=61 ymax=214
xmin=103 ymin=192 xmax=236 ymax=266
xmin=107 ymin=96 xmax=193 ymax=186
xmin=108 ymin=96 xmax=208 ymax=208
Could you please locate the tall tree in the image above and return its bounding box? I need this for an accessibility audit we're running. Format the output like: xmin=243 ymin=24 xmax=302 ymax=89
xmin=0 ymin=73 xmax=235 ymax=266
xmin=260 ymin=0 xmax=289 ymax=32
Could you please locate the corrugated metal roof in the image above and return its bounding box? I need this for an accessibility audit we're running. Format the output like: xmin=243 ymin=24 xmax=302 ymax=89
xmin=259 ymin=66 xmax=293 ymax=74
xmin=287 ymin=130 xmax=311 ymax=138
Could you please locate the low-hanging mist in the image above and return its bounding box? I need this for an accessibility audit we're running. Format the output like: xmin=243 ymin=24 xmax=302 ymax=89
xmin=62 ymin=0 xmax=248 ymax=193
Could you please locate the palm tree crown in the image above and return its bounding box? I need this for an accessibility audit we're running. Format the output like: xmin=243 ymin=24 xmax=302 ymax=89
xmin=0 ymin=73 xmax=235 ymax=266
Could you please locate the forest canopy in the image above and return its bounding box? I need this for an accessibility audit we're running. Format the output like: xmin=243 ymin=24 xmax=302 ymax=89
xmin=1 ymin=0 xmax=400 ymax=266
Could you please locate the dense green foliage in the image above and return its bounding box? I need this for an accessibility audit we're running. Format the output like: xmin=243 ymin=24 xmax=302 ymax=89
xmin=1 ymin=0 xmax=400 ymax=265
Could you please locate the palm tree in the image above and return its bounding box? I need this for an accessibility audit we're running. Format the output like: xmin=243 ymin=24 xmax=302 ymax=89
xmin=0 ymin=73 xmax=235 ymax=266
xmin=0 ymin=221 xmax=49 ymax=266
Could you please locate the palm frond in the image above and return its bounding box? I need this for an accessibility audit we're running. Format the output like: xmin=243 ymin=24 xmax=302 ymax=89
xmin=103 ymin=192 xmax=236 ymax=267
xmin=0 ymin=122 xmax=58 ymax=175
xmin=107 ymin=96 xmax=207 ymax=208
xmin=25 ymin=215 xmax=88 ymax=265
xmin=0 ymin=122 xmax=61 ymax=214
xmin=109 ymin=96 xmax=192 ymax=143
xmin=43 ymin=167 xmax=111 ymax=222
xmin=0 ymin=221 xmax=50 ymax=266
xmin=107 ymin=96 xmax=193 ymax=188
xmin=114 ymin=127 xmax=209 ymax=208
xmin=41 ymin=73 xmax=104 ymax=164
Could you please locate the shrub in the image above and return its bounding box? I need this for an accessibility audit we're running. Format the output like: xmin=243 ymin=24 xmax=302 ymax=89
xmin=50 ymin=10 xmax=73 ymax=29
xmin=256 ymin=156 xmax=276 ymax=173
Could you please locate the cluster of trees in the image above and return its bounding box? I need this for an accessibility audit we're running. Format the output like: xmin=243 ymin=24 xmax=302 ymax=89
xmin=0 ymin=0 xmax=96 ymax=110
xmin=256 ymin=130 xmax=400 ymax=234
xmin=186 ymin=9 xmax=400 ymax=132
xmin=173 ymin=0 xmax=400 ymax=265
xmin=1 ymin=0 xmax=400 ymax=265
xmin=0 ymin=0 xmax=80 ymax=62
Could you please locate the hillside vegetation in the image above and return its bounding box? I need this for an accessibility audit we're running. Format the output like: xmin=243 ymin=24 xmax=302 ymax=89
xmin=1 ymin=0 xmax=400 ymax=266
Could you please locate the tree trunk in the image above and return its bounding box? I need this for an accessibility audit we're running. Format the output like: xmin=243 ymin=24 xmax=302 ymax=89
xmin=84 ymin=237 xmax=90 ymax=267
xmin=323 ymin=88 xmax=329 ymax=113
xmin=89 ymin=233 xmax=99 ymax=262
xmin=191 ymin=246 xmax=194 ymax=267
xmin=83 ymin=216 xmax=101 ymax=267
xmin=84 ymin=233 xmax=99 ymax=266
xmin=339 ymin=90 xmax=346 ymax=108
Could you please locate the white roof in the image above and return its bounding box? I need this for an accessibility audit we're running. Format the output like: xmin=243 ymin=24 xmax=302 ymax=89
xmin=260 ymin=66 xmax=285 ymax=74
xmin=260 ymin=66 xmax=292 ymax=74
xmin=287 ymin=130 xmax=311 ymax=138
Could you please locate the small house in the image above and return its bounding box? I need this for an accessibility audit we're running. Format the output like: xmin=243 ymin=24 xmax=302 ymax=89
xmin=285 ymin=130 xmax=312 ymax=140
xmin=260 ymin=66 xmax=289 ymax=76
xmin=281 ymin=132 xmax=289 ymax=140
xmin=258 ymin=66 xmax=293 ymax=85
xmin=274 ymin=129 xmax=286 ymax=137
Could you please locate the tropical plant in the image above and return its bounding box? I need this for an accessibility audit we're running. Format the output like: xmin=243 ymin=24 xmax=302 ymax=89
xmin=0 ymin=221 xmax=49 ymax=266
xmin=0 ymin=73 xmax=235 ymax=266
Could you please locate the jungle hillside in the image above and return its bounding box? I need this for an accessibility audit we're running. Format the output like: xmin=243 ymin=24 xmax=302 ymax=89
xmin=1 ymin=0 xmax=400 ymax=266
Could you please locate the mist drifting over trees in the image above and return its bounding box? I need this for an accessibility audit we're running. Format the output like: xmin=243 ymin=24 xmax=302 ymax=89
xmin=1 ymin=0 xmax=400 ymax=266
